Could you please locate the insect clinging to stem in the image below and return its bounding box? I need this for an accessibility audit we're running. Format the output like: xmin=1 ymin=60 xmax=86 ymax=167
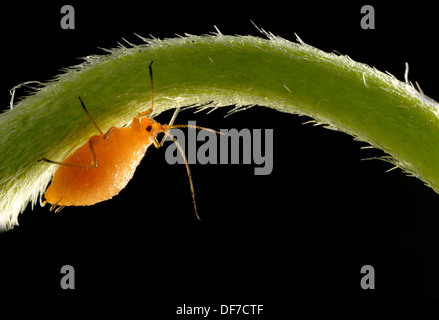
xmin=39 ymin=60 xmax=221 ymax=220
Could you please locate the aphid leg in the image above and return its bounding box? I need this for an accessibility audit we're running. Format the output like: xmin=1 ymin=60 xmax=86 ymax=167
xmin=136 ymin=108 xmax=153 ymax=119
xmin=156 ymin=107 xmax=181 ymax=147
xmin=79 ymin=97 xmax=116 ymax=140
xmin=152 ymin=137 xmax=160 ymax=149
xmin=78 ymin=97 xmax=104 ymax=136
xmin=50 ymin=198 xmax=62 ymax=212
xmin=54 ymin=206 xmax=65 ymax=213
xmin=103 ymin=127 xmax=115 ymax=140
xmin=38 ymin=140 xmax=98 ymax=169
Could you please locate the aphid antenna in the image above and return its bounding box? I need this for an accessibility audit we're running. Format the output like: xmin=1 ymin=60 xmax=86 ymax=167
xmin=162 ymin=129 xmax=201 ymax=221
xmin=137 ymin=60 xmax=156 ymax=118
xmin=169 ymin=124 xmax=225 ymax=136
xmin=148 ymin=60 xmax=154 ymax=110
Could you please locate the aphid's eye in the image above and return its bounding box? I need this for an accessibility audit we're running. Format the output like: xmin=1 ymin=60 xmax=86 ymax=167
xmin=145 ymin=125 xmax=152 ymax=132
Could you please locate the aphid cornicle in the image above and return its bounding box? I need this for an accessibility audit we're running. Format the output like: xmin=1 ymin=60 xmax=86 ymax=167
xmin=39 ymin=61 xmax=217 ymax=220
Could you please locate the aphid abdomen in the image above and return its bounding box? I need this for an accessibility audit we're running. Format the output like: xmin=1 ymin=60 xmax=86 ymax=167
xmin=44 ymin=127 xmax=153 ymax=206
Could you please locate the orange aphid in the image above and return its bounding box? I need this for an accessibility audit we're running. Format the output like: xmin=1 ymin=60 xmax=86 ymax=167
xmin=40 ymin=61 xmax=214 ymax=219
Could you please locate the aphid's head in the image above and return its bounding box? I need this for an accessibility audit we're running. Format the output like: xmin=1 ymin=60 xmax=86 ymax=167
xmin=132 ymin=117 xmax=164 ymax=138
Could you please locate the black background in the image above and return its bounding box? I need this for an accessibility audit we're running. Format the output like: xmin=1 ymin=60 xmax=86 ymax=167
xmin=1 ymin=0 xmax=439 ymax=310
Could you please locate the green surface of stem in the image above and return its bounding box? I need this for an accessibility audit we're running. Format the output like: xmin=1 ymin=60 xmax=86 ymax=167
xmin=1 ymin=31 xmax=438 ymax=230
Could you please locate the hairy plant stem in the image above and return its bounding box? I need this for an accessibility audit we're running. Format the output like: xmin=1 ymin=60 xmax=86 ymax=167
xmin=1 ymin=31 xmax=438 ymax=230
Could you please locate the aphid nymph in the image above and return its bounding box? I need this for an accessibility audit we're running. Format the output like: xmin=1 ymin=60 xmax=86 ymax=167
xmin=39 ymin=61 xmax=219 ymax=220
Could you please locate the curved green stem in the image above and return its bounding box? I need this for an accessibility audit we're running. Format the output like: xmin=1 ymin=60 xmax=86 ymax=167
xmin=1 ymin=31 xmax=438 ymax=230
